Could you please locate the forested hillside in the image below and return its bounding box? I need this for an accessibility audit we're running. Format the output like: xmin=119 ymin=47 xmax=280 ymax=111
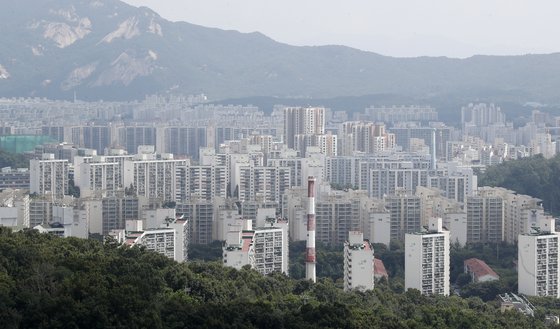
xmin=0 ymin=228 xmax=555 ymax=328
xmin=478 ymin=154 xmax=560 ymax=214
xmin=4 ymin=0 xmax=560 ymax=103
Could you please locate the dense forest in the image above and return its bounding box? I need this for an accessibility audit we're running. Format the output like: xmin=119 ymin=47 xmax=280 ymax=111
xmin=2 ymin=228 xmax=559 ymax=328
xmin=478 ymin=154 xmax=560 ymax=214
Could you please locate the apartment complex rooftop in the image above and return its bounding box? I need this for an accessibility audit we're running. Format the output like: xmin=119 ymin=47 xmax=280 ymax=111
xmin=346 ymin=231 xmax=371 ymax=250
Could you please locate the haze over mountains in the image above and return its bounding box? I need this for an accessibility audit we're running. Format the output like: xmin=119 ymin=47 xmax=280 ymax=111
xmin=1 ymin=0 xmax=560 ymax=104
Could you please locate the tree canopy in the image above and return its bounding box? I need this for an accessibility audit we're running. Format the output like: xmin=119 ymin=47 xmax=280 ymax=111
xmin=478 ymin=154 xmax=560 ymax=214
xmin=0 ymin=149 xmax=27 ymax=169
xmin=0 ymin=228 xmax=554 ymax=328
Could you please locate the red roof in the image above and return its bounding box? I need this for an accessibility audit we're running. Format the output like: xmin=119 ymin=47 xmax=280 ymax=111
xmin=374 ymin=258 xmax=388 ymax=279
xmin=241 ymin=231 xmax=254 ymax=252
xmin=464 ymin=258 xmax=499 ymax=280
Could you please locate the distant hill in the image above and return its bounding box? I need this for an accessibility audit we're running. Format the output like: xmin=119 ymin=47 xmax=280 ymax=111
xmin=2 ymin=0 xmax=560 ymax=104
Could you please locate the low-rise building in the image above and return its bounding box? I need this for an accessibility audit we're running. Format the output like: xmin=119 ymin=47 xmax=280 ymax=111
xmin=464 ymin=258 xmax=499 ymax=283
xmin=499 ymin=293 xmax=535 ymax=317
xmin=374 ymin=258 xmax=389 ymax=281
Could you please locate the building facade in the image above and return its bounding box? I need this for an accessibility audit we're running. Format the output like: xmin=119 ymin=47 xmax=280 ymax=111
xmin=405 ymin=218 xmax=450 ymax=295
xmin=344 ymin=231 xmax=374 ymax=291
xmin=518 ymin=218 xmax=560 ymax=297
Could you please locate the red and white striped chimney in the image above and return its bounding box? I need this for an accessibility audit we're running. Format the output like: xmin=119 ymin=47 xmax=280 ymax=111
xmin=306 ymin=176 xmax=316 ymax=282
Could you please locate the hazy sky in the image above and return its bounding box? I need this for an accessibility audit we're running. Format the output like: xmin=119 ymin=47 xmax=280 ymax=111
xmin=123 ymin=0 xmax=560 ymax=58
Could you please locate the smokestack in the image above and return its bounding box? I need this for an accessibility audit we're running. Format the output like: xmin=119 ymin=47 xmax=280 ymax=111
xmin=306 ymin=176 xmax=316 ymax=282
xmin=431 ymin=128 xmax=437 ymax=170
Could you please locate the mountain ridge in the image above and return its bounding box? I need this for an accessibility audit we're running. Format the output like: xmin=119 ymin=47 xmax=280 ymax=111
xmin=1 ymin=0 xmax=560 ymax=103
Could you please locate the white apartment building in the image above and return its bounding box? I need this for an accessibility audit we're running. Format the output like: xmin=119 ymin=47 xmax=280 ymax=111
xmin=34 ymin=203 xmax=88 ymax=239
xmin=111 ymin=217 xmax=189 ymax=263
xmin=160 ymin=126 xmax=208 ymax=160
xmin=325 ymin=153 xmax=433 ymax=199
xmin=223 ymin=219 xmax=289 ymax=275
xmin=0 ymin=167 xmax=29 ymax=190
xmin=77 ymin=157 xmax=121 ymax=197
xmin=128 ymin=228 xmax=176 ymax=259
xmin=405 ymin=217 xmax=450 ymax=296
xmin=85 ymin=194 xmax=142 ymax=235
xmin=315 ymin=190 xmax=368 ymax=246
xmin=518 ymin=218 xmax=560 ymax=297
xmin=268 ymin=155 xmax=325 ymax=188
xmin=415 ymin=186 xmax=467 ymax=246
xmin=29 ymin=196 xmax=53 ymax=227
xmin=443 ymin=213 xmax=468 ymax=247
xmin=428 ymin=163 xmax=477 ymax=203
xmin=382 ymin=191 xmax=422 ymax=242
xmin=30 ymin=153 xmax=69 ymax=199
xmin=0 ymin=189 xmax=29 ymax=230
xmin=338 ymin=121 xmax=395 ymax=156
xmin=468 ymin=186 xmax=545 ymax=244
xmin=295 ymin=133 xmax=337 ymax=157
xmin=367 ymin=209 xmax=391 ymax=246
xmin=531 ymin=133 xmax=556 ymax=159
xmin=233 ymin=163 xmax=291 ymax=204
xmin=185 ymin=165 xmax=228 ymax=201
xmin=283 ymin=107 xmax=325 ymax=149
xmin=500 ymin=188 xmax=545 ymax=244
xmin=282 ymin=186 xmax=308 ymax=241
xmin=223 ymin=219 xmax=256 ymax=270
xmin=122 ymin=153 xmax=188 ymax=202
xmin=143 ymin=207 xmax=176 ymax=230
xmin=253 ymin=226 xmax=289 ymax=275
xmin=344 ymin=231 xmax=374 ymax=292
xmin=223 ymin=229 xmax=256 ymax=270
xmin=163 ymin=216 xmax=190 ymax=263
xmin=215 ymin=206 xmax=243 ymax=242
xmin=176 ymin=199 xmax=215 ymax=245
xmin=282 ymin=185 xmax=372 ymax=246
xmin=365 ymin=105 xmax=438 ymax=123
xmin=466 ymin=188 xmax=504 ymax=243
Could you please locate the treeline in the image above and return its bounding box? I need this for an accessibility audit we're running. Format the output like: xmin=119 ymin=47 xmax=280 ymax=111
xmin=478 ymin=154 xmax=560 ymax=214
xmin=0 ymin=228 xmax=555 ymax=328
xmin=194 ymin=238 xmax=519 ymax=302
xmin=0 ymin=149 xmax=27 ymax=169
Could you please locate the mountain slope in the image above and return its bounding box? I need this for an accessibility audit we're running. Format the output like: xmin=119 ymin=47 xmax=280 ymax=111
xmin=1 ymin=0 xmax=560 ymax=102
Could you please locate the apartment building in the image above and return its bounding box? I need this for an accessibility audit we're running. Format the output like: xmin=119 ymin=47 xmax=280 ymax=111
xmin=383 ymin=191 xmax=422 ymax=242
xmin=518 ymin=218 xmax=560 ymax=297
xmin=30 ymin=153 xmax=69 ymax=199
xmin=405 ymin=218 xmax=450 ymax=296
xmin=122 ymin=153 xmax=188 ymax=202
xmin=466 ymin=188 xmax=504 ymax=243
xmin=223 ymin=219 xmax=289 ymax=275
xmin=343 ymin=231 xmax=374 ymax=292
xmin=283 ymin=107 xmax=325 ymax=149
xmin=0 ymin=189 xmax=29 ymax=230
